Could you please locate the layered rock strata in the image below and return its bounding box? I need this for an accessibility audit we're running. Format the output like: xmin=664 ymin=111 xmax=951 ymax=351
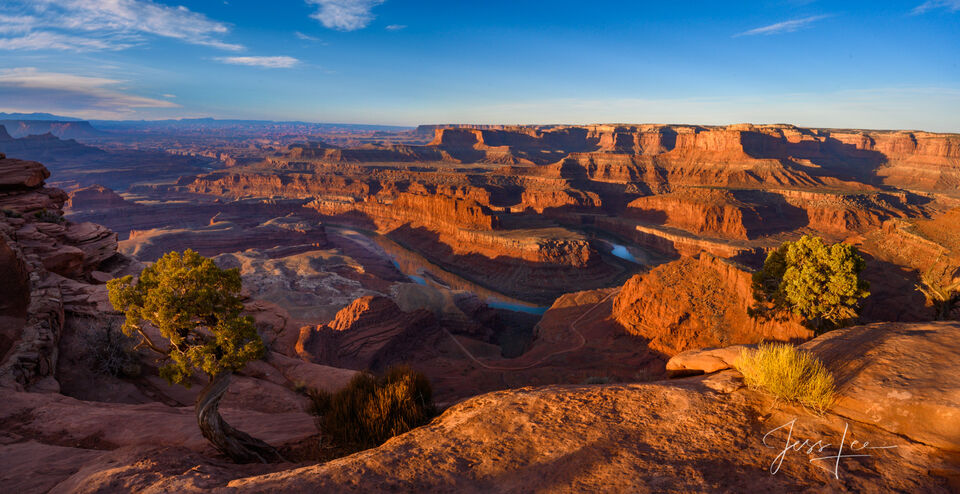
xmin=0 ymin=155 xmax=121 ymax=390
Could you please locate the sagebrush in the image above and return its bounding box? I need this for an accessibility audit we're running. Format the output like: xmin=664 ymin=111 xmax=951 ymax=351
xmin=735 ymin=342 xmax=836 ymax=414
xmin=308 ymin=365 xmax=435 ymax=448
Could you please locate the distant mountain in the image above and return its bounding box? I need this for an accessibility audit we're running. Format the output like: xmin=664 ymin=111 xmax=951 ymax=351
xmin=0 ymin=124 xmax=105 ymax=159
xmin=89 ymin=118 xmax=413 ymax=132
xmin=0 ymin=112 xmax=83 ymax=121
xmin=0 ymin=124 xmax=213 ymax=191
xmin=0 ymin=120 xmax=105 ymax=139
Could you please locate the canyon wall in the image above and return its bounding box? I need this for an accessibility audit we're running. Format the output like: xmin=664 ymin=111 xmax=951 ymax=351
xmin=272 ymin=124 xmax=959 ymax=192
xmin=0 ymin=154 xmax=127 ymax=391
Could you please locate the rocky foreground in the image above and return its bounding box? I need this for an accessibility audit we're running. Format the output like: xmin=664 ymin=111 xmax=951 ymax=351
xmin=2 ymin=322 xmax=958 ymax=492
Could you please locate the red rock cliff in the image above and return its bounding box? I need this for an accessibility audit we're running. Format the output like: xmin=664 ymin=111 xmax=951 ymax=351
xmin=612 ymin=253 xmax=812 ymax=355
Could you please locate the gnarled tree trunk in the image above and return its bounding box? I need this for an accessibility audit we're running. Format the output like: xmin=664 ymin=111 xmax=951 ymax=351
xmin=196 ymin=371 xmax=285 ymax=463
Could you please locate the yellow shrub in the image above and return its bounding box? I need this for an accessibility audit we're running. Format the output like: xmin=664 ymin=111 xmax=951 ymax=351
xmin=735 ymin=342 xmax=836 ymax=414
xmin=308 ymin=365 xmax=435 ymax=448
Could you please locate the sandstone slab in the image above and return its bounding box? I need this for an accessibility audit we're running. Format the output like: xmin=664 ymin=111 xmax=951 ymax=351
xmin=665 ymin=344 xmax=751 ymax=375
xmin=802 ymin=321 xmax=960 ymax=451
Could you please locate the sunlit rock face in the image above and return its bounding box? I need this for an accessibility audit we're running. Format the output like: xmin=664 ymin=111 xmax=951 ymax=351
xmin=612 ymin=253 xmax=812 ymax=355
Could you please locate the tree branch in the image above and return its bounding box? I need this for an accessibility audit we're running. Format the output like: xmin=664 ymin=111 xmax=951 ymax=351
xmin=133 ymin=325 xmax=169 ymax=356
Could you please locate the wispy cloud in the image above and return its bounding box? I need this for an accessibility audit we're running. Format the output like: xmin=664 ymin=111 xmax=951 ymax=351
xmin=0 ymin=67 xmax=178 ymax=117
xmin=0 ymin=15 xmax=35 ymax=34
xmin=385 ymin=24 xmax=406 ymax=31
xmin=0 ymin=31 xmax=128 ymax=51
xmin=306 ymin=0 xmax=386 ymax=31
xmin=217 ymin=56 xmax=300 ymax=68
xmin=295 ymin=31 xmax=320 ymax=41
xmin=0 ymin=0 xmax=242 ymax=52
xmin=912 ymin=0 xmax=960 ymax=14
xmin=734 ymin=15 xmax=831 ymax=37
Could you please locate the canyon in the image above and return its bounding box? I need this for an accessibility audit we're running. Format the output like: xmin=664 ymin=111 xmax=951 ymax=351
xmin=1 ymin=120 xmax=959 ymax=492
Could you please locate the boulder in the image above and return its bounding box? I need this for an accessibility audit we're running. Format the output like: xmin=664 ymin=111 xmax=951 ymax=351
xmin=0 ymin=157 xmax=48 ymax=190
xmin=802 ymin=321 xmax=960 ymax=451
xmin=665 ymin=345 xmax=750 ymax=376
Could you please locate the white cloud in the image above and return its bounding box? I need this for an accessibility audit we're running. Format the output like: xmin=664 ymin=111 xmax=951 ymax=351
xmin=385 ymin=24 xmax=406 ymax=31
xmin=734 ymin=15 xmax=831 ymax=37
xmin=0 ymin=67 xmax=179 ymax=117
xmin=0 ymin=15 xmax=35 ymax=34
xmin=217 ymin=56 xmax=300 ymax=68
xmin=0 ymin=31 xmax=129 ymax=51
xmin=306 ymin=0 xmax=385 ymax=31
xmin=295 ymin=31 xmax=320 ymax=41
xmin=912 ymin=0 xmax=960 ymax=14
xmin=0 ymin=0 xmax=242 ymax=52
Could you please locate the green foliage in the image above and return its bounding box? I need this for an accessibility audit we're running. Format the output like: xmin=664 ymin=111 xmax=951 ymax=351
xmin=735 ymin=342 xmax=836 ymax=414
xmin=751 ymin=235 xmax=869 ymax=334
xmin=1 ymin=208 xmax=22 ymax=218
xmin=32 ymin=208 xmax=64 ymax=224
xmin=106 ymin=249 xmax=263 ymax=385
xmin=308 ymin=365 xmax=435 ymax=448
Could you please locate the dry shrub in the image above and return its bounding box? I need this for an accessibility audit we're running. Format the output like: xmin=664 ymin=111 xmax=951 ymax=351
xmin=308 ymin=365 xmax=435 ymax=448
xmin=33 ymin=208 xmax=64 ymax=224
xmin=82 ymin=323 xmax=141 ymax=377
xmin=735 ymin=342 xmax=835 ymax=414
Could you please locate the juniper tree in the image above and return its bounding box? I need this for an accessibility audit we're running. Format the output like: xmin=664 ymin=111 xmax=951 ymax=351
xmin=107 ymin=249 xmax=282 ymax=463
xmin=751 ymin=235 xmax=870 ymax=334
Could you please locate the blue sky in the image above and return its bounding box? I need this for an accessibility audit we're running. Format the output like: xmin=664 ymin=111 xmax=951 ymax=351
xmin=0 ymin=0 xmax=958 ymax=131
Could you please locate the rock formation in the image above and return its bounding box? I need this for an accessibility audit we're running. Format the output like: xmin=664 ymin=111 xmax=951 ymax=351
xmin=65 ymin=185 xmax=133 ymax=212
xmin=612 ymin=253 xmax=813 ymax=355
xmin=0 ymin=155 xmax=121 ymax=390
xmin=0 ymin=126 xmax=213 ymax=191
xmin=47 ymin=321 xmax=951 ymax=492
xmin=296 ymin=295 xmax=441 ymax=371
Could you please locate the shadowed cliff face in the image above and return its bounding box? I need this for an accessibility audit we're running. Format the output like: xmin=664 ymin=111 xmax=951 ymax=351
xmin=0 ymin=155 xmax=134 ymax=392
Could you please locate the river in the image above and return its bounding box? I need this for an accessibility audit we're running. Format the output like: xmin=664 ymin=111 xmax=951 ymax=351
xmin=330 ymin=227 xmax=551 ymax=315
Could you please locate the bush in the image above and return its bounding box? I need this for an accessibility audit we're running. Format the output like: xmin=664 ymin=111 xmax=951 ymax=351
xmin=1 ymin=208 xmax=22 ymax=218
xmin=33 ymin=208 xmax=64 ymax=224
xmin=735 ymin=342 xmax=835 ymax=414
xmin=82 ymin=324 xmax=142 ymax=377
xmin=308 ymin=365 xmax=435 ymax=448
